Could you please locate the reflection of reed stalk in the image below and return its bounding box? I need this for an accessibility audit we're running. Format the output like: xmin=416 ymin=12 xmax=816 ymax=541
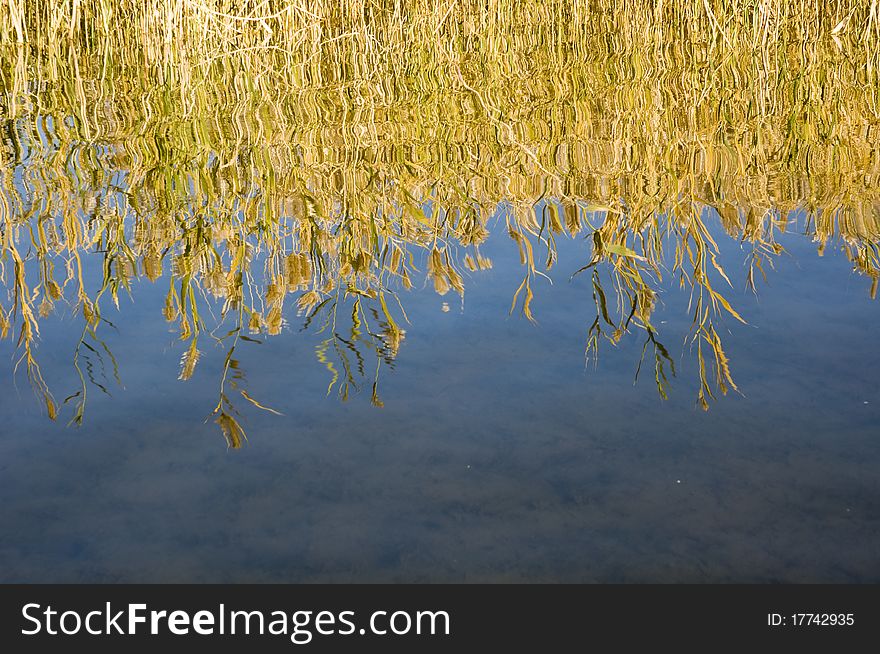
xmin=212 ymin=306 xmax=248 ymax=449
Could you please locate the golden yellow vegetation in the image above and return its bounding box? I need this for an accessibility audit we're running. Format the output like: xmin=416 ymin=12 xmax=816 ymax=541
xmin=1 ymin=1 xmax=878 ymax=444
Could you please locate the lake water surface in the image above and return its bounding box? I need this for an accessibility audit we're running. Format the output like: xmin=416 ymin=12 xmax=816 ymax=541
xmin=1 ymin=2 xmax=879 ymax=581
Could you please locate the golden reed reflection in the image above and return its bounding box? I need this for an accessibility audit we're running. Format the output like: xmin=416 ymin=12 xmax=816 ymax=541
xmin=1 ymin=1 xmax=878 ymax=445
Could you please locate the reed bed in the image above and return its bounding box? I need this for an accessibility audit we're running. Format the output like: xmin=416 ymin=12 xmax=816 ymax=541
xmin=1 ymin=1 xmax=878 ymax=444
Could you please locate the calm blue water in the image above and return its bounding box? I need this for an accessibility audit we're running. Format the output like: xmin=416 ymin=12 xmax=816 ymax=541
xmin=1 ymin=216 xmax=878 ymax=582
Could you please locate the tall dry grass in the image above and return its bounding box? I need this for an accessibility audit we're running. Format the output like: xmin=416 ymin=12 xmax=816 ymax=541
xmin=1 ymin=1 xmax=878 ymax=442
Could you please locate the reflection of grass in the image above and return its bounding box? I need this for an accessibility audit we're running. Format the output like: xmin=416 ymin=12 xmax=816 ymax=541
xmin=1 ymin=1 xmax=879 ymax=444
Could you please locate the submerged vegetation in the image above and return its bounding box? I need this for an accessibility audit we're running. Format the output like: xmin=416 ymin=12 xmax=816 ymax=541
xmin=1 ymin=1 xmax=879 ymax=445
